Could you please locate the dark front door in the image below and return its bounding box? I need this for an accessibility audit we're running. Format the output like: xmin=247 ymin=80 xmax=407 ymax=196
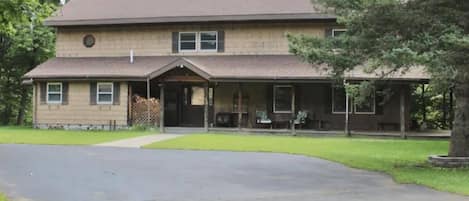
xmin=164 ymin=85 xmax=206 ymax=127
xmin=164 ymin=86 xmax=180 ymax=126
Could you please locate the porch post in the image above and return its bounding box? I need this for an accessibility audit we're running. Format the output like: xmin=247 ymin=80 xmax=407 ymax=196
xmin=204 ymin=82 xmax=209 ymax=132
xmin=449 ymin=88 xmax=454 ymax=129
xmin=291 ymin=85 xmax=296 ymax=135
xmin=400 ymin=86 xmax=407 ymax=139
xmin=159 ymin=83 xmax=165 ymax=133
xmin=344 ymin=80 xmax=351 ymax=136
xmin=146 ymin=78 xmax=151 ymax=126
xmin=421 ymin=83 xmax=427 ymax=129
xmin=238 ymin=83 xmax=243 ymax=131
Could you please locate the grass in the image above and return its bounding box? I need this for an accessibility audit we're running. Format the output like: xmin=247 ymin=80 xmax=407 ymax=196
xmin=0 ymin=193 xmax=5 ymax=201
xmin=145 ymin=134 xmax=469 ymax=195
xmin=0 ymin=126 xmax=154 ymax=145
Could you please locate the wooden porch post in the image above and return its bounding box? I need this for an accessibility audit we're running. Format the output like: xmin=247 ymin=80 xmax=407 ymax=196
xmin=421 ymin=83 xmax=427 ymax=129
xmin=400 ymin=86 xmax=407 ymax=139
xmin=449 ymin=88 xmax=454 ymax=129
xmin=204 ymin=82 xmax=209 ymax=132
xmin=238 ymin=83 xmax=243 ymax=131
xmin=146 ymin=78 xmax=151 ymax=126
xmin=291 ymin=85 xmax=296 ymax=135
xmin=159 ymin=83 xmax=165 ymax=133
xmin=344 ymin=80 xmax=351 ymax=136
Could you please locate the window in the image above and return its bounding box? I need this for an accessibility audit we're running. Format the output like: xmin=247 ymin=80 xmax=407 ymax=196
xmin=332 ymin=29 xmax=347 ymax=37
xmin=83 ymin=34 xmax=95 ymax=48
xmin=200 ymin=31 xmax=218 ymax=51
xmin=274 ymin=86 xmax=293 ymax=113
xmin=97 ymin=82 xmax=113 ymax=104
xmin=332 ymin=86 xmax=352 ymax=114
xmin=179 ymin=31 xmax=218 ymax=52
xmin=355 ymin=91 xmax=376 ymax=114
xmin=331 ymin=85 xmax=375 ymax=114
xmin=179 ymin=32 xmax=197 ymax=51
xmin=47 ymin=83 xmax=62 ymax=104
xmin=191 ymin=87 xmax=205 ymax=106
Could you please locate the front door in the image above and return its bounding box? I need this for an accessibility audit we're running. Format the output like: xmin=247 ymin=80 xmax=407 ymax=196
xmin=164 ymin=85 xmax=207 ymax=127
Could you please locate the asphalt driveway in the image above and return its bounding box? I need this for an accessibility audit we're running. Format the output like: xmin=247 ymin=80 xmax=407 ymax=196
xmin=0 ymin=145 xmax=467 ymax=201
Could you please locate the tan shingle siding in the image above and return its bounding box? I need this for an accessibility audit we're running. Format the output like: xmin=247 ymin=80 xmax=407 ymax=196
xmin=56 ymin=23 xmax=326 ymax=57
xmin=36 ymin=82 xmax=128 ymax=126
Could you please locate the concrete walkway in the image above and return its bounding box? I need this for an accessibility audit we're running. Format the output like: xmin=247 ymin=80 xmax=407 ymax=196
xmin=95 ymin=134 xmax=183 ymax=148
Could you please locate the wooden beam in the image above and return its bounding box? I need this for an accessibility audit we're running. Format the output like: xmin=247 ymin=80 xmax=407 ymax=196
xmin=159 ymin=83 xmax=165 ymax=133
xmin=400 ymin=86 xmax=407 ymax=139
xmin=204 ymin=82 xmax=209 ymax=132
xmin=238 ymin=84 xmax=243 ymax=131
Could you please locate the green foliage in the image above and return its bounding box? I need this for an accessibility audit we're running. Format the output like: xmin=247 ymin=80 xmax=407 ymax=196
xmin=289 ymin=0 xmax=469 ymax=90
xmin=0 ymin=0 xmax=56 ymax=125
xmin=411 ymin=85 xmax=453 ymax=130
xmin=146 ymin=134 xmax=469 ymax=195
xmin=0 ymin=126 xmax=153 ymax=145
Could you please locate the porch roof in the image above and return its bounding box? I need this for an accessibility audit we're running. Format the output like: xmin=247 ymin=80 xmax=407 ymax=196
xmin=24 ymin=55 xmax=430 ymax=82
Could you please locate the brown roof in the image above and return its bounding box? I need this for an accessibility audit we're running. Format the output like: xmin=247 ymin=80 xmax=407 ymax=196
xmin=24 ymin=55 xmax=429 ymax=82
xmin=45 ymin=0 xmax=336 ymax=26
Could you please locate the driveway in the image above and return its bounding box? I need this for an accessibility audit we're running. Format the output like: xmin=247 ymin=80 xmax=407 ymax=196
xmin=0 ymin=145 xmax=466 ymax=201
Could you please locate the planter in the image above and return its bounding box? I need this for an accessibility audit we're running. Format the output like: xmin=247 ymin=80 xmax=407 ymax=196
xmin=428 ymin=155 xmax=469 ymax=168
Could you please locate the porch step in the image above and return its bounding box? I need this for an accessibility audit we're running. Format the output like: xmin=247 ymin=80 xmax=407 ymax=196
xmin=164 ymin=127 xmax=206 ymax=134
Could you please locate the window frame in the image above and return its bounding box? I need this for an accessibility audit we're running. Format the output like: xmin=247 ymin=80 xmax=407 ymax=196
xmin=178 ymin=32 xmax=198 ymax=52
xmin=46 ymin=82 xmax=63 ymax=104
xmin=199 ymin=31 xmax=218 ymax=52
xmin=331 ymin=85 xmax=376 ymax=115
xmin=273 ymin=85 xmax=293 ymax=114
xmin=96 ymin=82 xmax=114 ymax=105
xmin=332 ymin=29 xmax=347 ymax=37
xmin=354 ymin=90 xmax=376 ymax=115
xmin=331 ymin=86 xmax=352 ymax=114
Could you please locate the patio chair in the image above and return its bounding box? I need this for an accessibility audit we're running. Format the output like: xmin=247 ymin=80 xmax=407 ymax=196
xmin=256 ymin=110 xmax=272 ymax=128
xmin=293 ymin=111 xmax=308 ymax=129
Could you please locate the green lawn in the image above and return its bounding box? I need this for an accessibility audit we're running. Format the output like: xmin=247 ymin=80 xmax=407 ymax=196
xmin=145 ymin=134 xmax=469 ymax=195
xmin=0 ymin=193 xmax=6 ymax=201
xmin=0 ymin=127 xmax=153 ymax=145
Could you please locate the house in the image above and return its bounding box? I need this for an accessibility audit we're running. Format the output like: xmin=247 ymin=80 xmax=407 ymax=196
xmin=23 ymin=0 xmax=429 ymax=133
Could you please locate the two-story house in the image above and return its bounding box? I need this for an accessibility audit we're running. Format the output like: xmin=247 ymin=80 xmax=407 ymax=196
xmin=24 ymin=0 xmax=428 ymax=133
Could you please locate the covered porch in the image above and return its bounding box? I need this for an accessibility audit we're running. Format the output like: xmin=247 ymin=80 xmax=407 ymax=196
xmin=125 ymin=55 xmax=428 ymax=137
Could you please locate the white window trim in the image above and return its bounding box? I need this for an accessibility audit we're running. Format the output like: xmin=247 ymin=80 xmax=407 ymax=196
xmin=273 ymin=85 xmax=293 ymax=114
xmin=199 ymin=31 xmax=218 ymax=52
xmin=97 ymin=82 xmax=113 ymax=105
xmin=179 ymin=32 xmax=198 ymax=53
xmin=46 ymin=82 xmax=62 ymax=104
xmin=354 ymin=90 xmax=376 ymax=115
xmin=332 ymin=28 xmax=347 ymax=37
xmin=331 ymin=86 xmax=351 ymax=114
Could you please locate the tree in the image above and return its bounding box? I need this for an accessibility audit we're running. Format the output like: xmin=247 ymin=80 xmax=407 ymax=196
xmin=288 ymin=0 xmax=469 ymax=157
xmin=0 ymin=0 xmax=55 ymax=125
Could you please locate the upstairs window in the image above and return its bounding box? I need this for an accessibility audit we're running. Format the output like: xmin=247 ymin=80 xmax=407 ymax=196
xmin=47 ymin=83 xmax=62 ymax=104
xmin=179 ymin=32 xmax=197 ymax=51
xmin=178 ymin=31 xmax=218 ymax=52
xmin=200 ymin=31 xmax=218 ymax=51
xmin=97 ymin=82 xmax=113 ymax=105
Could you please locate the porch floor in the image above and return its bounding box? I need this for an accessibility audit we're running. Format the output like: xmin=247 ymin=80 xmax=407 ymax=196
xmin=206 ymin=127 xmax=451 ymax=139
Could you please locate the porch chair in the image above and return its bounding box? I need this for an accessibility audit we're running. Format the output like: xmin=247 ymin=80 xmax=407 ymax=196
xmin=293 ymin=111 xmax=309 ymax=129
xmin=255 ymin=110 xmax=272 ymax=128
